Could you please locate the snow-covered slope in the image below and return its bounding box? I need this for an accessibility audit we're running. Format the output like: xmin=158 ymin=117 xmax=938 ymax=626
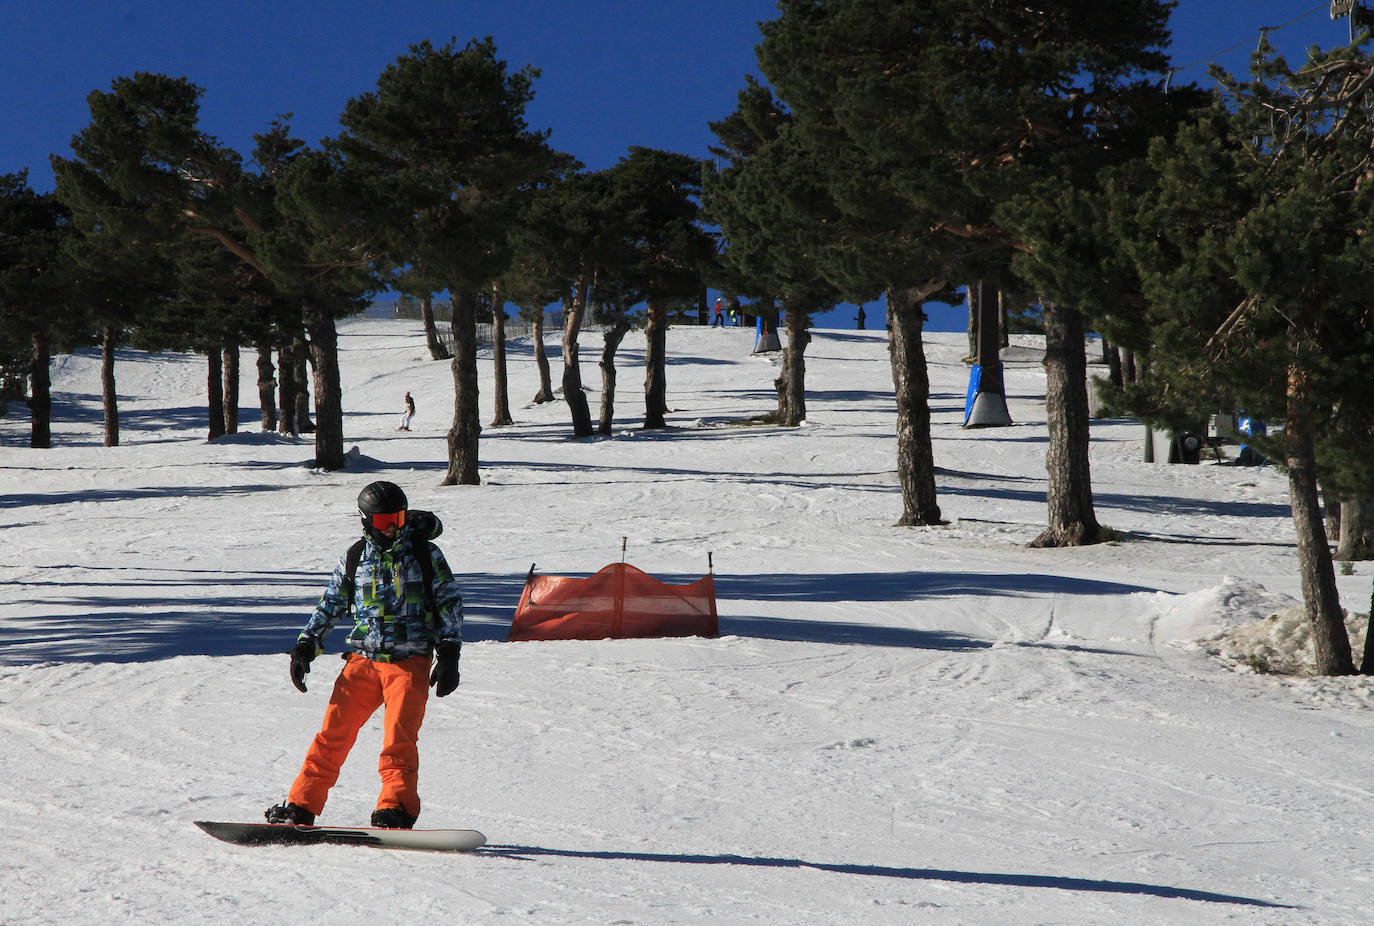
xmin=2 ymin=319 xmax=1371 ymax=925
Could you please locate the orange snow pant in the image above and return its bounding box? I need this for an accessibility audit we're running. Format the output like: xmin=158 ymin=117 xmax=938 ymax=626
xmin=288 ymin=653 xmax=430 ymax=819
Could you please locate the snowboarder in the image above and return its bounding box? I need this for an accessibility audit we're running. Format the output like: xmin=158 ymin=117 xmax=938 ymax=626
xmin=712 ymin=297 xmax=725 ymax=328
xmin=398 ymin=391 xmax=415 ymax=430
xmin=265 ymin=481 xmax=463 ymax=829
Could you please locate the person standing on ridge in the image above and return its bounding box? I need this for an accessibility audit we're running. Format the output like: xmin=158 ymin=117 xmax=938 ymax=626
xmin=266 ymin=480 xmax=463 ymax=829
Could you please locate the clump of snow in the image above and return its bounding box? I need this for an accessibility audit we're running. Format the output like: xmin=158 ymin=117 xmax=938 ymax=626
xmin=206 ymin=430 xmax=309 ymax=447
xmin=1158 ymin=576 xmax=1369 ymax=677
xmin=1201 ymin=606 xmax=1369 ymax=677
xmin=1152 ymin=575 xmax=1299 ymax=642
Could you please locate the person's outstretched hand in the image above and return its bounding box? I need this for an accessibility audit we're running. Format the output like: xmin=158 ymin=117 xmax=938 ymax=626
xmin=289 ymin=639 xmax=317 ymax=693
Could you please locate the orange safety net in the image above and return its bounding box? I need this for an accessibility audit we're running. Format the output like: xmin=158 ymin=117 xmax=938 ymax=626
xmin=507 ymin=562 xmax=718 ymax=642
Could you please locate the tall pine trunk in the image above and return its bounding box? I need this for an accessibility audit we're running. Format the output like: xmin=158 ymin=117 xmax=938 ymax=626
xmin=1285 ymin=365 xmax=1354 ymax=675
xmin=774 ymin=299 xmax=810 ymax=426
xmin=561 ymin=267 xmax=594 ymax=438
xmin=277 ymin=342 xmax=298 ymax=436
xmin=489 ymin=283 xmax=513 ymax=427
xmin=531 ymin=309 xmax=555 ymax=404
xmin=1123 ymin=348 xmax=1138 ymax=383
xmin=302 ymin=301 xmax=343 ymax=470
xmin=966 ymin=287 xmax=978 ymax=359
xmin=207 ymin=349 xmax=226 ymax=441
xmin=101 ymin=325 xmax=119 ymax=448
xmin=599 ymin=320 xmax=631 ymax=434
xmin=1104 ymin=338 xmax=1123 ymax=389
xmin=293 ymin=333 xmax=314 ymax=434
xmin=443 ymin=288 xmax=482 ymax=485
xmin=643 ymin=297 xmax=669 ymax=429
xmin=1363 ymin=578 xmax=1374 ymax=674
xmin=222 ymin=345 xmax=239 ymax=435
xmin=421 ymin=292 xmax=451 ymax=361
xmin=1335 ymin=498 xmax=1374 ymax=561
xmin=29 ymin=331 xmax=51 ymax=449
xmin=255 ymin=341 xmax=277 ymax=431
xmin=887 ymin=284 xmax=943 ymax=526
xmin=1030 ymin=301 xmax=1100 ymax=548
xmin=1325 ymin=495 xmax=1342 ymax=548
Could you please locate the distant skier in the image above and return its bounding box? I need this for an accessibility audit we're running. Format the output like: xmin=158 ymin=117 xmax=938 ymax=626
xmin=265 ymin=481 xmax=463 ymax=829
xmin=712 ymin=297 xmax=725 ymax=328
xmin=398 ymin=391 xmax=415 ymax=430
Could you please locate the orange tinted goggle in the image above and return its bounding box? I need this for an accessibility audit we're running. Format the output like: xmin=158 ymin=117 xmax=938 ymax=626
xmin=367 ymin=510 xmax=406 ymax=531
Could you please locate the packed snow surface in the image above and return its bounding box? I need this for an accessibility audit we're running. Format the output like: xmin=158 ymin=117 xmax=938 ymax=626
xmin=2 ymin=319 xmax=1372 ymax=925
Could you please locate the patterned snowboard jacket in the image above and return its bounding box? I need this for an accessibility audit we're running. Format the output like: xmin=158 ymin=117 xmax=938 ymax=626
xmin=299 ymin=530 xmax=463 ymax=662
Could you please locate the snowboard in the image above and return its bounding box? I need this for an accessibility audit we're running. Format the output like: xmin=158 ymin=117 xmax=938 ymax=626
xmin=194 ymin=820 xmax=486 ymax=853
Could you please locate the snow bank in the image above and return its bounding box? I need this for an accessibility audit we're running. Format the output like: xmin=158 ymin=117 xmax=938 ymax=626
xmin=1157 ymin=575 xmax=1370 ymax=678
xmin=1154 ymin=575 xmax=1301 ymax=643
xmin=1202 ymin=606 xmax=1369 ymax=677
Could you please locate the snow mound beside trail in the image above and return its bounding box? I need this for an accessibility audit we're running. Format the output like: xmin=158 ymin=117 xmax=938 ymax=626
xmin=206 ymin=430 xmax=309 ymax=446
xmin=1153 ymin=575 xmax=1299 ymax=643
xmin=1159 ymin=575 xmax=1369 ymax=677
xmin=1201 ymin=606 xmax=1369 ymax=677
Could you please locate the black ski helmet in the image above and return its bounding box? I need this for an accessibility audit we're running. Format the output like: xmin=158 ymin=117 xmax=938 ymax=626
xmin=358 ymin=480 xmax=407 ymax=517
xmin=358 ymin=481 xmax=407 ymax=546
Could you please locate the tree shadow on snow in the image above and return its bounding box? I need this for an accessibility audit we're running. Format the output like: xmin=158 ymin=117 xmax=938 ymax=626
xmin=0 ymin=482 xmax=298 ymax=510
xmin=721 ymin=570 xmax=1154 ymax=603
xmin=2 ymin=566 xmax=1156 ymax=664
xmin=935 ymin=477 xmax=1294 ymax=523
xmin=0 ymin=568 xmax=522 ymax=665
xmin=712 ymin=571 xmax=1152 ymax=652
xmin=478 ymin=846 xmax=1295 ymax=909
xmin=721 ymin=613 xmax=992 ymax=650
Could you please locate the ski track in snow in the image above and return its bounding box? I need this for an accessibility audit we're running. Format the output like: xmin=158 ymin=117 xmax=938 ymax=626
xmin=2 ymin=321 xmax=1373 ymax=924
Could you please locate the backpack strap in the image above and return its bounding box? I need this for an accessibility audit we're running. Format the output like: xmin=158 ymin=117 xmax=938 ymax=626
xmin=412 ymin=536 xmax=438 ymax=625
xmin=342 ymin=538 xmax=366 ymax=615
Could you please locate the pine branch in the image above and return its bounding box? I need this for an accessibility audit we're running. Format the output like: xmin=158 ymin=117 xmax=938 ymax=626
xmin=932 ymin=221 xmax=1034 ymax=254
xmin=1206 ymin=296 xmax=1257 ymax=359
xmin=184 ymin=222 xmax=265 ymax=275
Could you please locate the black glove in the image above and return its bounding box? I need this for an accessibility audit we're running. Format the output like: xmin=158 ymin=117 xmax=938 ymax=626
xmin=430 ymin=641 xmax=460 ymax=697
xmin=289 ymin=639 xmax=318 ymax=693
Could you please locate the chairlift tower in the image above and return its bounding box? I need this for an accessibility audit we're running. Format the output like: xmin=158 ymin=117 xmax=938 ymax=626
xmin=1332 ymin=1 xmax=1374 ymax=41
xmin=962 ymin=283 xmax=1012 ymax=428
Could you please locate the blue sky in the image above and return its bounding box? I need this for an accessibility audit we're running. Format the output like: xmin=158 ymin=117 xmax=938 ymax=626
xmin=1 ymin=1 xmax=1355 ymax=329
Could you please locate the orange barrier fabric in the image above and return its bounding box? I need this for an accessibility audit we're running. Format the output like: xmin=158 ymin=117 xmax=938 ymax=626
xmin=507 ymin=563 xmax=718 ymax=642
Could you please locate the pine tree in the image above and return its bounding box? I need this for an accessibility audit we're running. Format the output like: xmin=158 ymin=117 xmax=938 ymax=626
xmin=704 ymin=81 xmax=841 ymax=429
xmin=1119 ymin=39 xmax=1374 ymax=675
xmin=589 ymin=282 xmax=639 ymax=435
xmin=604 ymin=147 xmax=714 ymax=430
xmin=753 ymin=0 xmax=1178 ymax=535
xmin=996 ymin=82 xmax=1209 ymax=546
xmin=331 ymin=37 xmax=569 ymax=484
xmin=500 ymin=228 xmax=565 ymax=406
xmin=509 ymin=169 xmax=621 ymax=438
xmin=51 ymin=73 xmax=196 ymax=447
xmin=0 ymin=171 xmax=74 ymax=448
xmin=488 ymin=281 xmax=514 ymax=428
